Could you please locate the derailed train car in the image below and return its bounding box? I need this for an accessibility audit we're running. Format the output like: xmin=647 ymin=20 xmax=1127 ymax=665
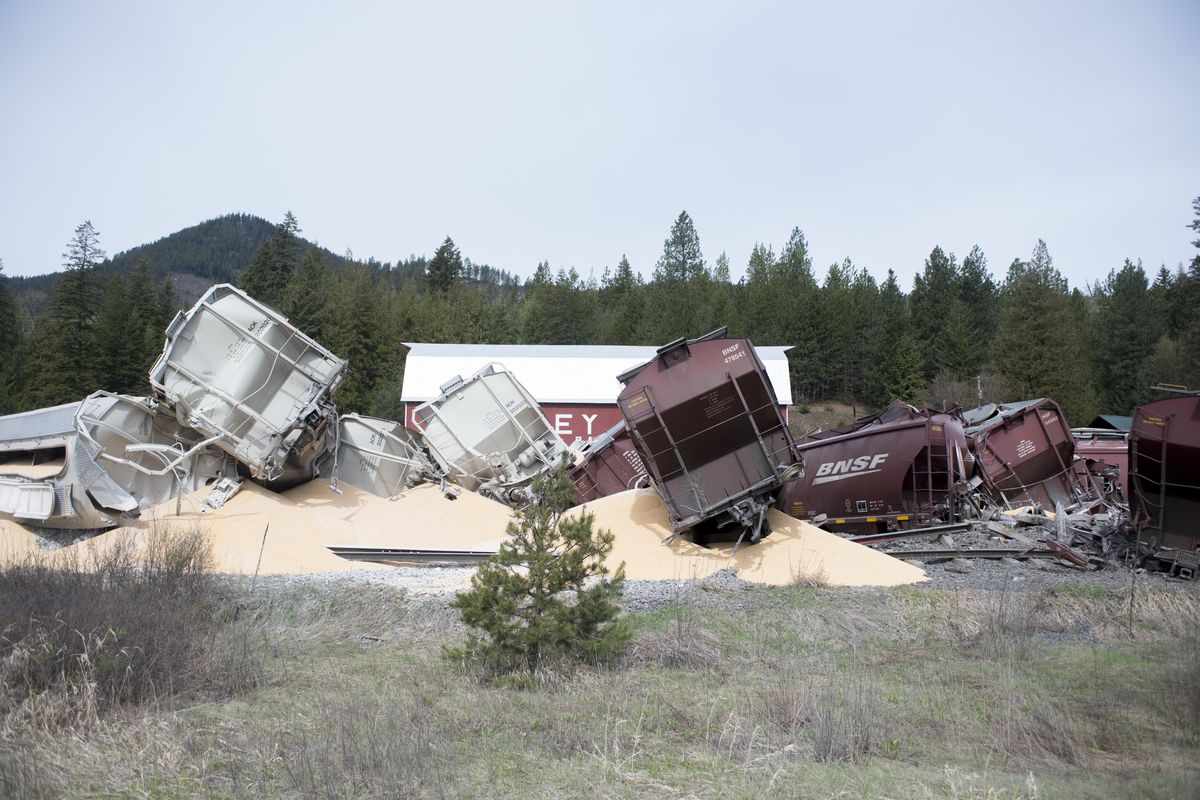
xmin=1128 ymin=391 xmax=1200 ymax=577
xmin=0 ymin=393 xmax=237 ymax=529
xmin=150 ymin=283 xmax=346 ymax=491
xmin=616 ymin=329 xmax=800 ymax=542
xmin=569 ymin=420 xmax=648 ymax=505
xmin=330 ymin=413 xmax=438 ymax=497
xmin=962 ymin=399 xmax=1089 ymax=509
xmin=411 ymin=363 xmax=567 ymax=506
xmin=777 ymin=403 xmax=973 ymax=534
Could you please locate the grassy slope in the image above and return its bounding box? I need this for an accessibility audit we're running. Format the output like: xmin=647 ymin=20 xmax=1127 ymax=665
xmin=5 ymin=578 xmax=1198 ymax=799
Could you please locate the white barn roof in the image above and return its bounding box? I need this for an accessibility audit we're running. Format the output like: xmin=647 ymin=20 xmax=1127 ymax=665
xmin=401 ymin=343 xmax=793 ymax=405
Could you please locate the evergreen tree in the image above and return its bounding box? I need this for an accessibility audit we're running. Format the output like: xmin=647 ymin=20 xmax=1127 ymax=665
xmin=95 ymin=276 xmax=143 ymax=393
xmin=910 ymin=246 xmax=962 ymax=380
xmin=28 ymin=221 xmax=106 ymax=406
xmin=603 ymin=256 xmax=644 ymax=344
xmin=285 ymin=247 xmax=333 ymax=341
xmin=866 ymin=271 xmax=914 ymax=405
xmin=522 ymin=264 xmax=597 ymax=344
xmin=1092 ymin=260 xmax=1158 ymax=412
xmin=1180 ymin=197 xmax=1200 ymax=384
xmin=647 ymin=211 xmax=707 ymax=340
xmin=124 ymin=258 xmax=167 ymax=379
xmin=957 ymin=245 xmax=999 ymax=374
xmin=325 ymin=264 xmax=385 ymax=413
xmin=238 ymin=212 xmax=302 ymax=307
xmin=427 ymin=236 xmax=463 ymax=296
xmin=818 ymin=261 xmax=856 ymax=398
xmin=0 ymin=258 xmax=22 ymax=413
xmin=991 ymin=241 xmax=1096 ymax=423
xmin=742 ymin=242 xmax=777 ymax=342
xmin=446 ymin=459 xmax=629 ymax=674
xmin=775 ymin=228 xmax=822 ymax=403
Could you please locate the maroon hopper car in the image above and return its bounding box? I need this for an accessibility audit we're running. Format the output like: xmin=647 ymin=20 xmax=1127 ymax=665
xmin=963 ymin=399 xmax=1088 ymax=509
xmin=1128 ymin=393 xmax=1200 ymax=573
xmin=570 ymin=420 xmax=648 ymax=505
xmin=778 ymin=406 xmax=972 ymax=534
xmin=616 ymin=329 xmax=801 ymax=541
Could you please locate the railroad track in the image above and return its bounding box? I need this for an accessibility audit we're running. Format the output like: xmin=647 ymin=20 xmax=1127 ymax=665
xmin=326 ymin=546 xmax=497 ymax=565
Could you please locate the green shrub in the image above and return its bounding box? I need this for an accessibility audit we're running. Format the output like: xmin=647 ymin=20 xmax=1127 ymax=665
xmin=447 ymin=460 xmax=630 ymax=674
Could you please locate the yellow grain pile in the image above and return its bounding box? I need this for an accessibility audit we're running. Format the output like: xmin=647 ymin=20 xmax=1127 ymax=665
xmin=575 ymin=489 xmax=927 ymax=587
xmin=285 ymin=481 xmax=511 ymax=552
xmin=0 ymin=518 xmax=44 ymax=563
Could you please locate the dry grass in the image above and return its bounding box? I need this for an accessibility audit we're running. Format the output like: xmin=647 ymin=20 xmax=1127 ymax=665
xmin=1 ymin=566 xmax=1197 ymax=799
xmin=0 ymin=525 xmax=263 ymax=796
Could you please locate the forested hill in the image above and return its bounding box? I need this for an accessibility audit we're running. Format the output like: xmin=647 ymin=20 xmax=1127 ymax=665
xmin=6 ymin=213 xmax=355 ymax=313
xmin=7 ymin=213 xmax=523 ymax=317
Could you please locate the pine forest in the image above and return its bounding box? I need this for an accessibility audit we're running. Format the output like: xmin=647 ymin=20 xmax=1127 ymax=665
xmin=2 ymin=200 xmax=1198 ymax=427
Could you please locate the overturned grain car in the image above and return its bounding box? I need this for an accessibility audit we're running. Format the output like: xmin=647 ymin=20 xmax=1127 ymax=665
xmin=616 ymin=329 xmax=800 ymax=542
xmin=411 ymin=363 xmax=567 ymax=505
xmin=0 ymin=392 xmax=238 ymax=529
xmin=329 ymin=413 xmax=438 ymax=497
xmin=962 ymin=399 xmax=1090 ymax=510
xmin=777 ymin=402 xmax=973 ymax=534
xmin=149 ymin=283 xmax=346 ymax=490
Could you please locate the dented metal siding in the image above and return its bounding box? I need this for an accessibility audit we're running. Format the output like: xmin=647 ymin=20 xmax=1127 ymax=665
xmin=964 ymin=399 xmax=1085 ymax=508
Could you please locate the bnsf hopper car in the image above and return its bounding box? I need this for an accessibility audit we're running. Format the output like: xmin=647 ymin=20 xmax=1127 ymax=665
xmin=963 ymin=399 xmax=1088 ymax=509
xmin=778 ymin=410 xmax=972 ymax=534
xmin=616 ymin=328 xmax=800 ymax=541
xmin=1128 ymin=393 xmax=1200 ymax=577
xmin=570 ymin=420 xmax=648 ymax=505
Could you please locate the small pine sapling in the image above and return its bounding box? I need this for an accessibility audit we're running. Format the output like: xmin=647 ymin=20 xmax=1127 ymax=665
xmin=447 ymin=458 xmax=629 ymax=674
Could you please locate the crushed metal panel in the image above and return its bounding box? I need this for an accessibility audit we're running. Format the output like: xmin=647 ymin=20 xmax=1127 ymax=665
xmin=0 ymin=477 xmax=56 ymax=520
xmin=0 ymin=401 xmax=82 ymax=454
xmin=76 ymin=391 xmax=237 ymax=513
xmin=616 ymin=329 xmax=801 ymax=541
xmin=412 ymin=363 xmax=567 ymax=505
xmin=0 ymin=401 xmax=114 ymax=529
xmin=149 ymin=283 xmax=345 ymax=488
xmin=332 ymin=414 xmax=437 ymax=497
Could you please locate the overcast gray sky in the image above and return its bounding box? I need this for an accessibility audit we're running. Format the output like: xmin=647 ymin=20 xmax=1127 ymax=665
xmin=1 ymin=1 xmax=1196 ymax=290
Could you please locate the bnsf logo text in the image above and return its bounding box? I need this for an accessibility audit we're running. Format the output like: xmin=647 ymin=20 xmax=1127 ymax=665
xmin=811 ymin=453 xmax=888 ymax=485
